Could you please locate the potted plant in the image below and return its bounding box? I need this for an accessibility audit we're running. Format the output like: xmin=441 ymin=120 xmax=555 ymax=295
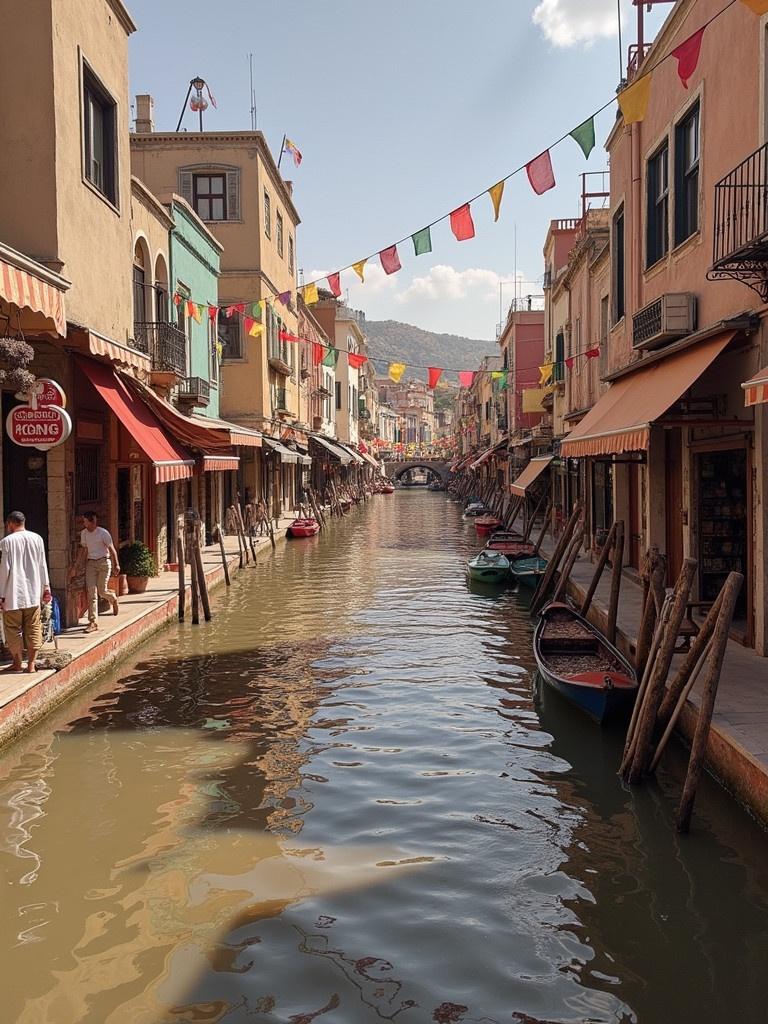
xmin=120 ymin=541 xmax=158 ymax=594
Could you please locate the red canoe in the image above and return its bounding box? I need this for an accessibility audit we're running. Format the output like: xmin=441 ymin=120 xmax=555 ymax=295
xmin=474 ymin=516 xmax=502 ymax=535
xmin=288 ymin=518 xmax=320 ymax=538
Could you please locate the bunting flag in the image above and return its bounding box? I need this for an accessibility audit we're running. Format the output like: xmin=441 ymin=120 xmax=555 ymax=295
xmin=327 ymin=272 xmax=342 ymax=297
xmin=488 ymin=181 xmax=505 ymax=222
xmin=302 ymin=282 xmax=319 ymax=305
xmin=458 ymin=370 xmax=475 ymax=388
xmin=526 ymin=150 xmax=555 ymax=195
xmin=388 ymin=362 xmax=406 ymax=383
xmin=498 ymin=369 xmax=508 ymax=390
xmin=427 ymin=367 xmax=443 ymax=389
xmin=565 ymin=356 xmax=575 ymax=370
xmin=618 ymin=74 xmax=652 ymax=124
xmin=312 ymin=341 xmax=325 ymax=366
xmin=208 ymin=305 xmax=218 ymax=323
xmin=741 ymin=0 xmax=768 ymax=13
xmin=671 ymin=27 xmax=705 ymax=88
xmin=348 ymin=352 xmax=368 ymax=369
xmin=225 ymin=303 xmax=245 ymax=317
xmin=245 ymin=318 xmax=264 ymax=337
xmin=412 ymin=227 xmax=432 ymax=256
xmin=569 ymin=117 xmax=596 ymax=159
xmin=249 ymin=301 xmax=263 ymax=318
xmin=279 ymin=329 xmax=301 ymax=343
xmin=323 ymin=347 xmax=339 ymax=368
xmin=277 ymin=291 xmax=292 ymax=306
xmin=173 ymin=292 xmax=182 ymax=307
xmin=191 ymin=302 xmax=203 ymax=324
xmin=379 ymin=244 xmax=402 ymax=275
xmin=450 ymin=204 xmax=475 ymax=241
xmin=352 ymin=260 xmax=367 ymax=282
xmin=522 ymin=388 xmax=547 ymax=414
xmin=585 ymin=346 xmax=600 ymax=359
xmin=539 ymin=363 xmax=554 ymax=385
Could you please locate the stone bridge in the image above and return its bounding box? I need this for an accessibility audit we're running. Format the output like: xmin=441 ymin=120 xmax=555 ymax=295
xmin=382 ymin=459 xmax=451 ymax=484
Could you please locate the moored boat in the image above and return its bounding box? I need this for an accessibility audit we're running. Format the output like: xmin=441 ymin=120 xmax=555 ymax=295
xmin=533 ymin=603 xmax=638 ymax=724
xmin=474 ymin=515 xmax=503 ymax=535
xmin=288 ymin=517 xmax=320 ymax=538
xmin=462 ymin=502 xmax=488 ymax=520
xmin=466 ymin=549 xmax=510 ymax=584
xmin=485 ymin=539 xmax=535 ymax=558
xmin=381 ymin=483 xmax=395 ymax=494
xmin=509 ymin=555 xmax=548 ymax=589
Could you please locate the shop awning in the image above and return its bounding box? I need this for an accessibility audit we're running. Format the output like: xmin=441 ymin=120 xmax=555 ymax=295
xmin=337 ymin=441 xmax=365 ymax=464
xmin=201 ymin=453 xmax=240 ymax=472
xmin=77 ymin=357 xmax=194 ymax=483
xmin=510 ymin=455 xmax=553 ymax=496
xmin=262 ymin=437 xmax=299 ymax=464
xmin=470 ymin=439 xmax=508 ymax=471
xmin=560 ymin=332 xmax=735 ymax=458
xmin=0 ymin=244 xmax=68 ymax=337
xmin=742 ymin=366 xmax=768 ymax=407
xmin=359 ymin=449 xmax=379 ymax=469
xmin=310 ymin=435 xmax=352 ymax=465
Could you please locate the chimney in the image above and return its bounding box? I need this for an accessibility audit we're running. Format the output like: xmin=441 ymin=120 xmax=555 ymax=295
xmin=135 ymin=94 xmax=155 ymax=133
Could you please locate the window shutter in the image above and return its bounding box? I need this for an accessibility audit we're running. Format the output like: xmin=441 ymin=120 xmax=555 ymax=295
xmin=226 ymin=170 xmax=240 ymax=220
xmin=179 ymin=169 xmax=193 ymax=206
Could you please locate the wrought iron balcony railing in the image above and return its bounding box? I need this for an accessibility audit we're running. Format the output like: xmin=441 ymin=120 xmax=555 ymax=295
xmin=177 ymin=376 xmax=210 ymax=407
xmin=709 ymin=142 xmax=768 ymax=301
xmin=133 ymin=322 xmax=187 ymax=376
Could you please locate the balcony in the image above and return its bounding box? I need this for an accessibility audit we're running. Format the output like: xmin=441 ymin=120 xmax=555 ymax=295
xmin=133 ymin=322 xmax=187 ymax=378
xmin=177 ymin=376 xmax=210 ymax=409
xmin=709 ymin=142 xmax=768 ymax=301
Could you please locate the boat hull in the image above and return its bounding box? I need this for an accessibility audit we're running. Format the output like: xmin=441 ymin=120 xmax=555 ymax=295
xmin=467 ymin=551 xmax=510 ymax=584
xmin=486 ymin=540 xmax=535 ymax=558
xmin=510 ymin=555 xmax=548 ymax=589
xmin=288 ymin=519 xmax=320 ymax=538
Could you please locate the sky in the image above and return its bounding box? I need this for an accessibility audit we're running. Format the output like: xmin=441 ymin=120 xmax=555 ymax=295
xmin=127 ymin=0 xmax=668 ymax=341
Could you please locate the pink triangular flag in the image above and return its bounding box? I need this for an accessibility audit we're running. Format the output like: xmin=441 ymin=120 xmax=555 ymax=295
xmin=379 ymin=244 xmax=402 ymax=275
xmin=565 ymin=356 xmax=575 ymax=370
xmin=671 ymin=27 xmax=705 ymax=88
xmin=327 ymin=272 xmax=342 ymax=297
xmin=458 ymin=370 xmax=475 ymax=388
xmin=526 ymin=150 xmax=555 ymax=195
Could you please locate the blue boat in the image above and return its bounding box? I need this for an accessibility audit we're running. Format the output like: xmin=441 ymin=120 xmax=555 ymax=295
xmin=466 ymin=550 xmax=510 ymax=584
xmin=533 ymin=603 xmax=638 ymax=725
xmin=509 ymin=555 xmax=548 ymax=589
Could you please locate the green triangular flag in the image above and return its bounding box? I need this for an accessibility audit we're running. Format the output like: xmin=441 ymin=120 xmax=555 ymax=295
xmin=322 ymin=347 xmax=339 ymax=368
xmin=412 ymin=226 xmax=432 ymax=256
xmin=569 ymin=116 xmax=595 ymax=159
xmin=499 ymin=369 xmax=508 ymax=390
xmin=250 ymin=301 xmax=263 ymax=318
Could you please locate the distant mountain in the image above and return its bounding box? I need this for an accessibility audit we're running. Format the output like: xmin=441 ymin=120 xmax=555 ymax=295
xmin=363 ymin=319 xmax=496 ymax=381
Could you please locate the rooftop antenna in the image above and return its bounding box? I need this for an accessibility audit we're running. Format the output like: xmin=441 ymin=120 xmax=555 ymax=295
xmin=248 ymin=54 xmax=257 ymax=130
xmin=175 ymin=76 xmax=217 ymax=133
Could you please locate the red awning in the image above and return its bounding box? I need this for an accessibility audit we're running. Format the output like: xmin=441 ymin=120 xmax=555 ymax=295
xmin=77 ymin=357 xmax=195 ymax=483
xmin=201 ymin=453 xmax=240 ymax=472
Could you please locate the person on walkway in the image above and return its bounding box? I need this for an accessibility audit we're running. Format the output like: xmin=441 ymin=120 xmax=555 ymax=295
xmin=0 ymin=511 xmax=52 ymax=673
xmin=69 ymin=512 xmax=120 ymax=632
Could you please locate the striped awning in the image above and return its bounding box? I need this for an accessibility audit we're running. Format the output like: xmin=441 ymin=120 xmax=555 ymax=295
xmin=0 ymin=245 xmax=68 ymax=336
xmin=201 ymin=454 xmax=240 ymax=472
xmin=742 ymin=366 xmax=768 ymax=407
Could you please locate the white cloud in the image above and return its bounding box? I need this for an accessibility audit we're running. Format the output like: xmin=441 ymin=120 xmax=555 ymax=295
xmin=532 ymin=0 xmax=621 ymax=48
xmin=396 ymin=265 xmax=502 ymax=305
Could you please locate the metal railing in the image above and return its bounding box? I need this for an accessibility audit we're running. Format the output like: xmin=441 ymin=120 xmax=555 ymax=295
xmin=178 ymin=376 xmax=210 ymax=405
xmin=712 ymin=142 xmax=768 ymax=267
xmin=133 ymin=322 xmax=187 ymax=376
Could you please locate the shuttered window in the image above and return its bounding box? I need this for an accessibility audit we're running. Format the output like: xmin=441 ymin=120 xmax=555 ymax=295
xmin=178 ymin=167 xmax=240 ymax=221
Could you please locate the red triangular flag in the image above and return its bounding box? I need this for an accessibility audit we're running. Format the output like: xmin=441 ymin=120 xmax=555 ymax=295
xmin=585 ymin=346 xmax=600 ymax=359
xmin=327 ymin=272 xmax=342 ymax=297
xmin=427 ymin=367 xmax=443 ymax=389
xmin=312 ymin=342 xmax=325 ymax=366
xmin=671 ymin=27 xmax=705 ymax=89
xmin=565 ymin=356 xmax=575 ymax=370
xmin=348 ymin=352 xmax=367 ymax=369
xmin=225 ymin=303 xmax=245 ymax=317
xmin=526 ymin=150 xmax=556 ymax=195
xmin=186 ymin=299 xmax=197 ymax=318
xmin=458 ymin=370 xmax=475 ymax=388
xmin=208 ymin=305 xmax=218 ymax=323
xmin=450 ymin=204 xmax=475 ymax=242
xmin=173 ymin=292 xmax=182 ymax=307
xmin=379 ymin=244 xmax=402 ymax=275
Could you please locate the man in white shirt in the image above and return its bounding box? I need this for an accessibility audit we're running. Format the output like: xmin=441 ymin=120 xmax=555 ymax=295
xmin=0 ymin=511 xmax=52 ymax=673
xmin=69 ymin=512 xmax=120 ymax=632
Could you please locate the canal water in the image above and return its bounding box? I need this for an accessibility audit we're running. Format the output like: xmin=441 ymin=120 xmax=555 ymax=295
xmin=1 ymin=491 xmax=767 ymax=1024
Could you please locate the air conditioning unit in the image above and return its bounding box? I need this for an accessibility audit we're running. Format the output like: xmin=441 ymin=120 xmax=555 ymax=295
xmin=632 ymin=293 xmax=696 ymax=351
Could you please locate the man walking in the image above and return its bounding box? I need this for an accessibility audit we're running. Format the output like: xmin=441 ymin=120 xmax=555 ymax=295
xmin=69 ymin=512 xmax=120 ymax=632
xmin=0 ymin=511 xmax=52 ymax=673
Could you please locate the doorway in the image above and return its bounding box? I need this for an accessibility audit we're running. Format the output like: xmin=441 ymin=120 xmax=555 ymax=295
xmin=2 ymin=394 xmax=49 ymax=543
xmin=665 ymin=428 xmax=684 ymax=584
xmin=627 ymin=462 xmax=641 ymax=570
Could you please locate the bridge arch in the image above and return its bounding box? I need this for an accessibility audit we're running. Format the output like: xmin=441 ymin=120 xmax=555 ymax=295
xmin=383 ymin=460 xmax=450 ymax=484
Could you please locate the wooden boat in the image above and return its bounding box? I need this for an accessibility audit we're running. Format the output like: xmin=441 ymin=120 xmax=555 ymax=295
xmin=509 ymin=554 xmax=548 ymax=589
xmin=533 ymin=603 xmax=638 ymax=724
xmin=288 ymin=517 xmax=320 ymax=538
xmin=466 ymin=550 xmax=510 ymax=584
xmin=462 ymin=502 xmax=489 ymax=520
xmin=474 ymin=515 xmax=503 ymax=536
xmin=381 ymin=483 xmax=395 ymax=494
xmin=486 ymin=528 xmax=523 ymax=541
xmin=485 ymin=539 xmax=535 ymax=558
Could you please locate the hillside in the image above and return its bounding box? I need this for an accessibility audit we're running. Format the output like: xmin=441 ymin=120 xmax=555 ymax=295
xmin=364 ymin=319 xmax=497 ymax=381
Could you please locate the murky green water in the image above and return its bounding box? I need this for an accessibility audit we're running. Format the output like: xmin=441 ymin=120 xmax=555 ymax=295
xmin=1 ymin=491 xmax=767 ymax=1023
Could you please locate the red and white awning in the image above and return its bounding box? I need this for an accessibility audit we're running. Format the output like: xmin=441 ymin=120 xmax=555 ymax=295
xmin=0 ymin=244 xmax=69 ymax=337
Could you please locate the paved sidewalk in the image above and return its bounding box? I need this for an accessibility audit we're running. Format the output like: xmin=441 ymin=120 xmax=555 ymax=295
xmin=0 ymin=520 xmax=296 ymax=747
xmin=543 ymin=540 xmax=768 ymax=824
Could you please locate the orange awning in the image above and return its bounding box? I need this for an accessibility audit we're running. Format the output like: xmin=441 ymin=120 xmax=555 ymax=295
xmin=742 ymin=366 xmax=768 ymax=407
xmin=0 ymin=247 xmax=67 ymax=336
xmin=201 ymin=454 xmax=240 ymax=472
xmin=510 ymin=456 xmax=553 ymax=496
xmin=560 ymin=332 xmax=735 ymax=457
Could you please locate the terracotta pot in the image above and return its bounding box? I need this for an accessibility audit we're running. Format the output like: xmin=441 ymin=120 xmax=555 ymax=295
xmin=109 ymin=573 xmax=129 ymax=597
xmin=126 ymin=575 xmax=149 ymax=594
xmin=165 ymin=562 xmax=179 ymax=573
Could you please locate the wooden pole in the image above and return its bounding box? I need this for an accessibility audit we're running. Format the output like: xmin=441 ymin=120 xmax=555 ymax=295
xmin=657 ymin=588 xmax=725 ymax=725
xmin=531 ymin=501 xmax=581 ymax=614
xmin=523 ymin=490 xmax=548 ymax=543
xmin=676 ymin=572 xmax=743 ymax=833
xmin=215 ymin=522 xmax=231 ymax=586
xmin=532 ymin=499 xmax=553 ymax=556
xmin=649 ymin=635 xmax=714 ymax=774
xmin=625 ymin=558 xmax=697 ymax=784
xmin=176 ymin=527 xmax=186 ymax=622
xmin=635 ymin=548 xmax=665 ymax=676
xmin=188 ymin=528 xmax=200 ymax=625
xmin=579 ymin=521 xmax=618 ymax=617
xmin=606 ymin=520 xmax=625 ymax=647
xmin=551 ymin=527 xmax=584 ymax=604
xmin=620 ymin=590 xmax=672 ymax=775
xmin=193 ymin=523 xmax=212 ymax=622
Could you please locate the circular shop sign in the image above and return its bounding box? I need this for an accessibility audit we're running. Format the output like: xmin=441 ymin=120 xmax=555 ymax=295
xmin=6 ymin=405 xmax=72 ymax=450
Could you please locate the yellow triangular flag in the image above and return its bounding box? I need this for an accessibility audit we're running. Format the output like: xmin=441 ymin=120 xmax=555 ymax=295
xmin=388 ymin=362 xmax=406 ymax=383
xmin=248 ymin=322 xmax=264 ymax=337
xmin=352 ymin=260 xmax=367 ymax=283
xmin=741 ymin=0 xmax=768 ymax=14
xmin=302 ymin=282 xmax=319 ymax=305
xmin=488 ymin=181 xmax=505 ymax=222
xmin=539 ymin=362 xmax=554 ymax=385
xmin=618 ymin=73 xmax=652 ymax=125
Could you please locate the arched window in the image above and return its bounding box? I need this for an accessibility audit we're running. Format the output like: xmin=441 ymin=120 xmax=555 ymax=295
xmin=154 ymin=253 xmax=169 ymax=322
xmin=133 ymin=240 xmax=149 ymax=325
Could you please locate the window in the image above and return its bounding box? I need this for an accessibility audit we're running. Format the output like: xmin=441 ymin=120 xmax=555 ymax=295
xmin=219 ymin=316 xmax=242 ymax=360
xmin=83 ymin=65 xmax=117 ymax=205
xmin=600 ymin=294 xmax=609 ymax=375
xmin=288 ymin=236 xmax=294 ymax=274
xmin=647 ymin=143 xmax=669 ymax=267
xmin=612 ymin=206 xmax=625 ymax=323
xmin=209 ymin=317 xmax=218 ymax=383
xmin=675 ymin=102 xmax=700 ymax=245
xmin=155 ymin=284 xmax=168 ymax=322
xmin=335 ymin=381 xmax=342 ymax=411
xmin=353 ymin=386 xmax=358 ymax=420
xmin=193 ymin=174 xmax=226 ymax=221
xmin=277 ymin=212 xmax=284 ymax=257
xmin=264 ymin=190 xmax=271 ymax=238
xmin=553 ymin=332 xmax=565 ymax=383
xmin=132 ymin=262 xmax=146 ymax=324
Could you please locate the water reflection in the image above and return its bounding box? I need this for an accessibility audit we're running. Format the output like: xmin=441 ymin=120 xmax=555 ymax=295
xmin=0 ymin=491 xmax=766 ymax=1023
